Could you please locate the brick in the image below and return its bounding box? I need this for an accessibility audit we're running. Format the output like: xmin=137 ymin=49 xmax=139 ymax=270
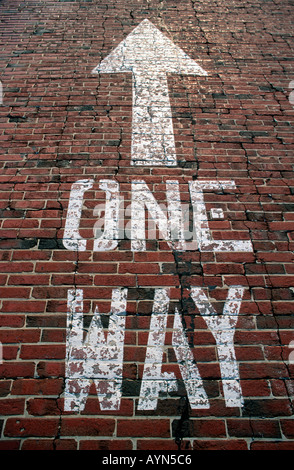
xmin=21 ymin=439 xmax=78 ymax=450
xmin=227 ymin=419 xmax=281 ymax=438
xmin=94 ymin=274 xmax=136 ymax=286
xmin=1 ymin=301 xmax=46 ymax=313
xmin=240 ymin=380 xmax=271 ymax=397
xmin=119 ymin=263 xmax=159 ymax=274
xmin=11 ymin=379 xmax=64 ymax=396
xmin=77 ymin=262 xmax=117 ymax=273
xmin=79 ymin=439 xmax=133 ymax=450
xmin=0 ymin=398 xmax=25 ymax=415
xmin=242 ymin=399 xmax=293 ymax=417
xmin=137 ymin=275 xmax=180 ymax=286
xmin=0 ymin=262 xmax=34 ymax=272
xmin=0 ymin=363 xmax=35 ymax=379
xmin=35 ymin=262 xmax=76 ymax=273
xmin=137 ymin=440 xmax=180 ymax=450
xmin=280 ymin=419 xmax=294 ymax=439
xmin=0 ymin=440 xmax=21 ymax=450
xmin=0 ymin=329 xmax=40 ymax=343
xmin=251 ymin=441 xmax=294 ymax=450
xmin=179 ymin=418 xmax=226 ymax=438
xmin=0 ymin=380 xmax=12 ymax=397
xmin=0 ymin=314 xmax=25 ymax=327
xmin=4 ymin=417 xmax=59 ymax=438
xmin=20 ymin=344 xmax=65 ymax=360
xmin=60 ymin=418 xmax=115 ymax=436
xmin=26 ymin=398 xmax=62 ymax=416
xmin=36 ymin=361 xmax=65 ymax=378
xmin=193 ymin=439 xmax=248 ymax=450
xmin=117 ymin=419 xmax=170 ymax=438
xmin=8 ymin=275 xmax=50 ymax=286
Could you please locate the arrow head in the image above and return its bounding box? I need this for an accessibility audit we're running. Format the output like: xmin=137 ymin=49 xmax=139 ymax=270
xmin=92 ymin=19 xmax=207 ymax=76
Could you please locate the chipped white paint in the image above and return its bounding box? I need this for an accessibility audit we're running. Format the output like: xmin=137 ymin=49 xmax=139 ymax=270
xmin=289 ymin=80 xmax=294 ymax=105
xmin=64 ymin=287 xmax=128 ymax=412
xmin=131 ymin=181 xmax=169 ymax=252
xmin=191 ymin=286 xmax=245 ymax=407
xmin=189 ymin=180 xmax=253 ymax=252
xmin=210 ymin=207 xmax=224 ymax=219
xmin=131 ymin=180 xmax=191 ymax=251
xmin=138 ymin=289 xmax=209 ymax=410
xmin=138 ymin=288 xmax=208 ymax=410
xmin=166 ymin=180 xmax=195 ymax=251
xmin=93 ymin=180 xmax=120 ymax=251
xmin=138 ymin=289 xmax=178 ymax=410
xmin=289 ymin=340 xmax=294 ymax=364
xmin=63 ymin=179 xmax=93 ymax=252
xmin=92 ymin=19 xmax=207 ymax=166
xmin=172 ymin=307 xmax=209 ymax=409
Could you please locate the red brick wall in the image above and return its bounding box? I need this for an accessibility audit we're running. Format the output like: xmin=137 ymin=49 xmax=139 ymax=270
xmin=0 ymin=0 xmax=294 ymax=451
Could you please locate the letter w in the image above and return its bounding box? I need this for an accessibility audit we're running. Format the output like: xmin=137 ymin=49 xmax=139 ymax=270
xmin=64 ymin=288 xmax=128 ymax=412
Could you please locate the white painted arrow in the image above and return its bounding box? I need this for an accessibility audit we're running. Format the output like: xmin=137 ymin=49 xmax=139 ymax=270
xmin=92 ymin=19 xmax=207 ymax=166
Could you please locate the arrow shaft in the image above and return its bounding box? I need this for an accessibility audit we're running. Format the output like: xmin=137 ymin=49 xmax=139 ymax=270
xmin=131 ymin=71 xmax=177 ymax=166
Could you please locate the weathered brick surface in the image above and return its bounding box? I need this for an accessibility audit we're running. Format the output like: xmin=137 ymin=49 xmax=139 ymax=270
xmin=0 ymin=0 xmax=293 ymax=451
